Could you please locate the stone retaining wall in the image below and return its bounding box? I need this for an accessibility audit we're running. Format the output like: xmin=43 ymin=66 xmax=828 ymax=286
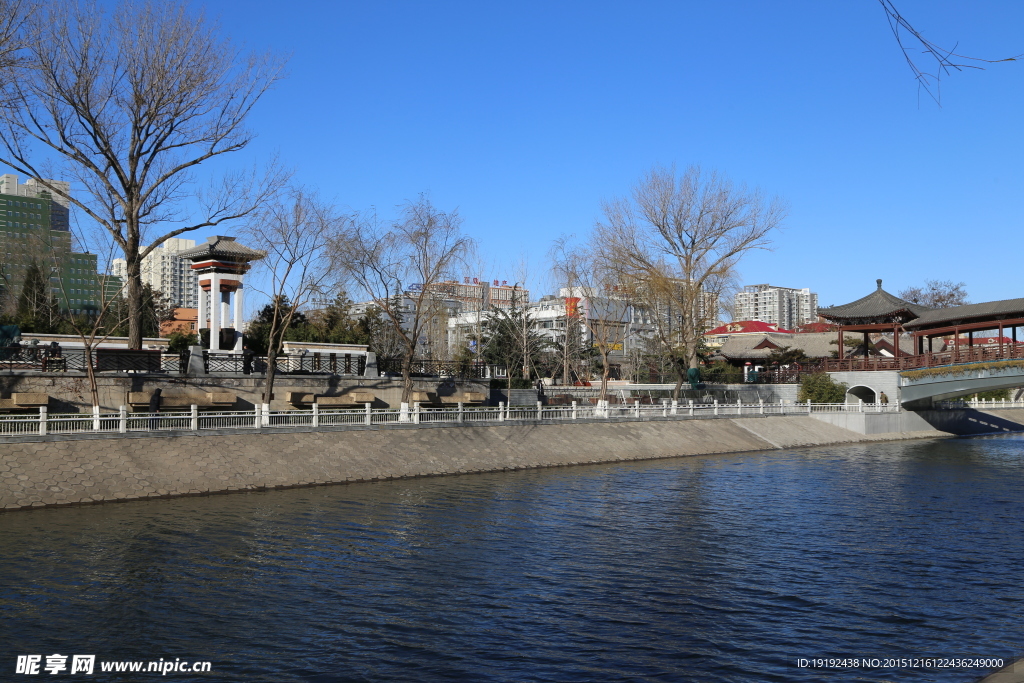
xmin=0 ymin=416 xmax=949 ymax=512
xmin=0 ymin=374 xmax=488 ymax=412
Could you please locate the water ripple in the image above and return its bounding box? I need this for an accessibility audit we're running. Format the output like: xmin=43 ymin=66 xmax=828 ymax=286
xmin=1 ymin=435 xmax=1023 ymax=681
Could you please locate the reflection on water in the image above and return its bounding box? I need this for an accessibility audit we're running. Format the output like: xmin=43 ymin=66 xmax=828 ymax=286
xmin=2 ymin=435 xmax=1023 ymax=682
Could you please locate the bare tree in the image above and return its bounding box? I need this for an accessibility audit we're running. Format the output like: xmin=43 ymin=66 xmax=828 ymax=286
xmin=46 ymin=251 xmax=130 ymax=412
xmin=241 ymin=188 xmax=343 ymax=411
xmin=898 ymin=279 xmax=969 ymax=309
xmin=337 ymin=197 xmax=472 ymax=406
xmin=595 ymin=165 xmax=786 ymax=398
xmin=0 ymin=0 xmax=287 ymax=349
xmin=552 ymin=237 xmax=631 ymax=401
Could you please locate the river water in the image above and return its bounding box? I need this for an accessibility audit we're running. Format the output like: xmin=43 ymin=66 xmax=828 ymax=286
xmin=2 ymin=435 xmax=1023 ymax=682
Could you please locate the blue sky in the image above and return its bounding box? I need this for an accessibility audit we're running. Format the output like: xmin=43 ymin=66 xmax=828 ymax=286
xmin=199 ymin=0 xmax=1024 ymax=309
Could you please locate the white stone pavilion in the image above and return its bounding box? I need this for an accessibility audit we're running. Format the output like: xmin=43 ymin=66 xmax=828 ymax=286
xmin=178 ymin=236 xmax=266 ymax=352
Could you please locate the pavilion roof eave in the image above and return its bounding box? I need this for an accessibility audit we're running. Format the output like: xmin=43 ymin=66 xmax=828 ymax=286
xmin=908 ymin=315 xmax=1024 ymax=337
xmin=903 ymin=297 xmax=1024 ymax=331
xmin=825 ymin=314 xmax=919 ymax=328
xmin=818 ymin=279 xmax=931 ymax=325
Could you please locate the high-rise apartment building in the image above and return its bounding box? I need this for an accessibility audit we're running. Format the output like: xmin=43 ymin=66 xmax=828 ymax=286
xmin=0 ymin=173 xmax=104 ymax=315
xmin=111 ymin=238 xmax=198 ymax=308
xmin=733 ymin=284 xmax=818 ymax=330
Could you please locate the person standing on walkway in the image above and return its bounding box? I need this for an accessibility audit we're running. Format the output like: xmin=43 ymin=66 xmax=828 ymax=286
xmin=148 ymin=388 xmax=162 ymax=430
xmin=242 ymin=346 xmax=254 ymax=375
xmin=879 ymin=391 xmax=889 ymax=405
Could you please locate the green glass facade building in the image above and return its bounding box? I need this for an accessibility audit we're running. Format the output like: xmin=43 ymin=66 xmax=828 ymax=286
xmin=0 ymin=174 xmax=110 ymax=315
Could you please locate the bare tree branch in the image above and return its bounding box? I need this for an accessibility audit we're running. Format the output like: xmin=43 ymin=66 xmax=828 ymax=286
xmin=879 ymin=0 xmax=1021 ymax=104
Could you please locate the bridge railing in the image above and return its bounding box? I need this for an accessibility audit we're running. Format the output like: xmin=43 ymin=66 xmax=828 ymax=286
xmin=824 ymin=344 xmax=1024 ymax=372
xmin=935 ymin=398 xmax=1024 ymax=410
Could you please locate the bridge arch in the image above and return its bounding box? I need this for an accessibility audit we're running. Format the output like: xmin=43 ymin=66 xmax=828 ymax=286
xmin=846 ymin=385 xmax=877 ymax=404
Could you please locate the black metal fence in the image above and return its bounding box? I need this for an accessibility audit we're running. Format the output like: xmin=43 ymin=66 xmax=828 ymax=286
xmin=0 ymin=346 xmax=189 ymax=373
xmin=203 ymin=351 xmax=366 ymax=376
xmin=378 ymin=357 xmax=491 ymax=379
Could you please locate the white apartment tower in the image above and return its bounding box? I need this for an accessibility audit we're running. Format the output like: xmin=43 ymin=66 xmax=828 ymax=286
xmin=734 ymin=284 xmax=818 ymax=330
xmin=111 ymin=238 xmax=199 ymax=308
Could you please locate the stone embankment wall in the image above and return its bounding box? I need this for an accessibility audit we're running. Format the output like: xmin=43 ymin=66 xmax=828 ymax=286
xmin=0 ymin=374 xmax=488 ymax=413
xmin=0 ymin=416 xmax=948 ymax=512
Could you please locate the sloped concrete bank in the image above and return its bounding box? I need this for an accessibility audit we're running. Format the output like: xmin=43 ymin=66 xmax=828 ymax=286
xmin=0 ymin=417 xmax=950 ymax=512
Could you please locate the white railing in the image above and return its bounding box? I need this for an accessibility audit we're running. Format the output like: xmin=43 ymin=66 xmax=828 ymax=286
xmin=935 ymin=397 xmax=1024 ymax=410
xmin=0 ymin=399 xmax=903 ymax=439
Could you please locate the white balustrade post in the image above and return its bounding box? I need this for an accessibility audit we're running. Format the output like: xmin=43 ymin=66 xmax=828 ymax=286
xmin=118 ymin=405 xmax=127 ymax=433
xmin=537 ymin=400 xmax=543 ymax=421
xmin=688 ymin=399 xmax=694 ymax=416
xmin=253 ymin=404 xmax=261 ymax=429
xmin=671 ymin=399 xmax=678 ymax=416
xmin=859 ymin=399 xmax=863 ymax=413
xmin=312 ymin=401 xmax=319 ymax=429
xmin=399 ymin=402 xmax=410 ymax=423
xmin=191 ymin=404 xmax=198 ymax=431
xmin=499 ymin=401 xmax=506 ymax=422
xmin=662 ymin=401 xmax=667 ymax=417
xmin=413 ymin=402 xmax=420 ymax=424
xmin=759 ymin=398 xmax=764 ymax=415
xmin=634 ymin=400 xmax=640 ymax=418
xmin=807 ymin=399 xmax=812 ymax=415
xmin=38 ymin=406 xmax=47 ymax=435
xmin=458 ymin=402 xmax=464 ymax=423
xmin=713 ymin=400 xmax=719 ymax=416
xmin=737 ymin=398 xmax=742 ymax=415
xmin=365 ymin=402 xmax=372 ymax=425
xmin=92 ymin=404 xmax=100 ymax=431
xmin=571 ymin=400 xmax=577 ymax=420
xmin=261 ymin=403 xmax=270 ymax=427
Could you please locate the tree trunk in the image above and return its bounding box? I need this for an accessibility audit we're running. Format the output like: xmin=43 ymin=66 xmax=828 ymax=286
xmin=84 ymin=344 xmax=100 ymax=409
xmin=125 ymin=249 xmax=144 ymax=350
xmin=263 ymin=349 xmax=277 ymax=406
xmin=400 ymin=344 xmax=415 ymax=404
xmin=671 ymin=355 xmax=686 ymax=401
xmin=599 ymin=348 xmax=610 ymax=401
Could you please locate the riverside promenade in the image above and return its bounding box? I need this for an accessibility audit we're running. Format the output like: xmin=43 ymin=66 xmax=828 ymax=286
xmin=0 ymin=399 xmax=964 ymax=512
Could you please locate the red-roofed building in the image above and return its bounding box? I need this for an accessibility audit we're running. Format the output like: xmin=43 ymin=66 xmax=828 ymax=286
xmin=704 ymin=320 xmax=792 ymax=352
xmin=793 ymin=322 xmax=837 ymax=334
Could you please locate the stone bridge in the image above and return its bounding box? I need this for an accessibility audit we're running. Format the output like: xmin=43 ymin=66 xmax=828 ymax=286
xmin=898 ymin=361 xmax=1024 ymax=408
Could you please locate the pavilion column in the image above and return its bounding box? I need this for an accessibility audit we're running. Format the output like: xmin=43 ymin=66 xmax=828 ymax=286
xmin=863 ymin=331 xmax=869 ymax=358
xmin=999 ymin=324 xmax=1004 ymax=358
xmin=837 ymin=327 xmax=844 ymax=360
xmin=209 ymin=272 xmax=221 ymax=351
xmin=221 ymin=290 xmax=231 ymax=335
xmin=197 ymin=279 xmax=207 ymax=337
xmin=233 ymin=283 xmax=244 ymax=351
